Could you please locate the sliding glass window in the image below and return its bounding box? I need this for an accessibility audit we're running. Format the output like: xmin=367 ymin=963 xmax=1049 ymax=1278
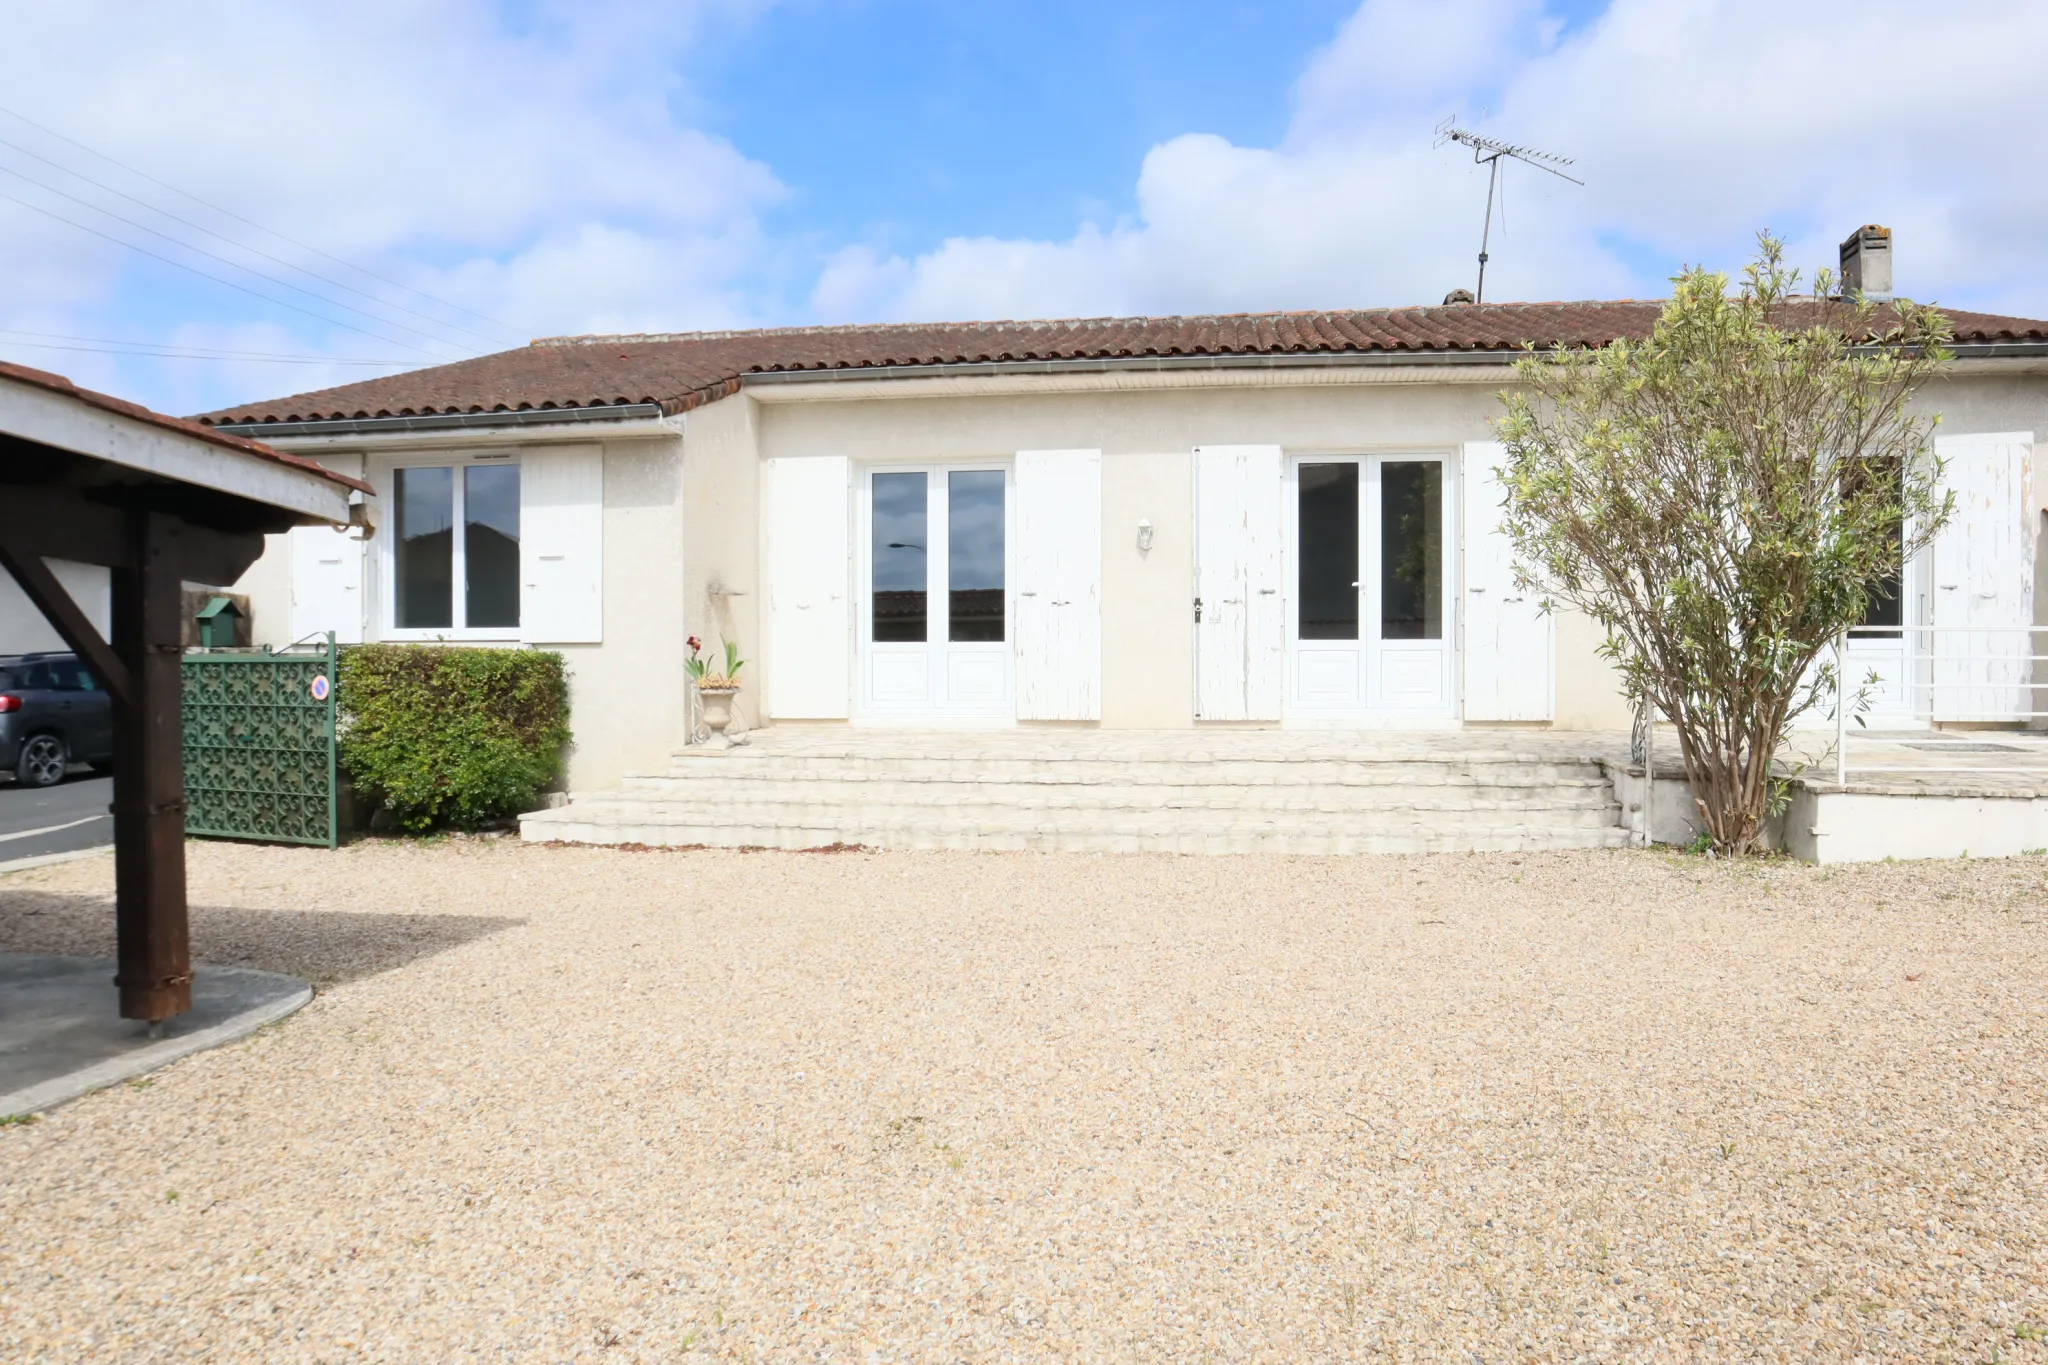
xmin=391 ymin=461 xmax=521 ymax=635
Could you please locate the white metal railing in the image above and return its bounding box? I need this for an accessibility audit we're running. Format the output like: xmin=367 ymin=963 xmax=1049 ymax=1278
xmin=1830 ymin=623 xmax=2048 ymax=783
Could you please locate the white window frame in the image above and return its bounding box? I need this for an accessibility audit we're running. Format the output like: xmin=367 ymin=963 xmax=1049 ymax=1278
xmin=1280 ymin=448 xmax=1460 ymax=725
xmin=379 ymin=450 xmax=522 ymax=642
xmin=853 ymin=457 xmax=1016 ymax=723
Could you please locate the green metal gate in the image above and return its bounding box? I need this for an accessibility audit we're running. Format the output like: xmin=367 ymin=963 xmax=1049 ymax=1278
xmin=182 ymin=634 xmax=339 ymax=847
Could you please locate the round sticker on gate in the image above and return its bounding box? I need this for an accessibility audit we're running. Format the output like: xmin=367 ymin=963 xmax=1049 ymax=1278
xmin=310 ymin=674 xmax=331 ymax=701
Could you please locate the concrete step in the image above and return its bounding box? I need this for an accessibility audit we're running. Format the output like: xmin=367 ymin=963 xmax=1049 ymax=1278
xmin=564 ymin=789 xmax=1621 ymax=823
xmin=618 ymin=772 xmax=1614 ymax=804
xmin=543 ymin=801 xmax=1623 ymax=837
xmin=640 ymin=756 xmax=1613 ymax=788
xmin=525 ymin=730 xmax=1632 ymax=855
xmin=518 ymin=807 xmax=1632 ymax=855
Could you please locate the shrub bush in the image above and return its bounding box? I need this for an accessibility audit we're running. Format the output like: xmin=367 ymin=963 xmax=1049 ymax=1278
xmin=338 ymin=645 xmax=571 ymax=832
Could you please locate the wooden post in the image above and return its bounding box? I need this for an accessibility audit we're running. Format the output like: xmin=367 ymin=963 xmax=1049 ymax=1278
xmin=109 ymin=512 xmax=191 ymax=1022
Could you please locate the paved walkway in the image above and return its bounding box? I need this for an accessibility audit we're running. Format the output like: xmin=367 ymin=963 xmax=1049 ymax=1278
xmin=1782 ymin=727 xmax=2048 ymax=795
xmin=0 ymin=954 xmax=310 ymax=1117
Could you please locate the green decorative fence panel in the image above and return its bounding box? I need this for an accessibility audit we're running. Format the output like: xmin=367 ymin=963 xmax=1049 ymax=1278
xmin=182 ymin=635 xmax=339 ymax=847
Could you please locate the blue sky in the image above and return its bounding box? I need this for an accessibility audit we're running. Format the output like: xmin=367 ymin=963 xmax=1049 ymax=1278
xmin=2 ymin=0 xmax=2043 ymax=416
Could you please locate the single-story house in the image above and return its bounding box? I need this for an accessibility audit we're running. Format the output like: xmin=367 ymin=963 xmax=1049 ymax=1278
xmin=195 ymin=235 xmax=2048 ymax=827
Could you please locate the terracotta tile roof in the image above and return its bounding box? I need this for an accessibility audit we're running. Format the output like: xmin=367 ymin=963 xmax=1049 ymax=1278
xmin=196 ymin=300 xmax=2048 ymax=427
xmin=1 ymin=358 xmax=370 ymax=492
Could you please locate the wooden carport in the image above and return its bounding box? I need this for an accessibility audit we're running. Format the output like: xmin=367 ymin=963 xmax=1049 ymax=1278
xmin=0 ymin=360 xmax=366 ymax=1023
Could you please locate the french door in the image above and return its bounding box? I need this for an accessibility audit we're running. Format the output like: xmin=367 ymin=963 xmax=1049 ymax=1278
xmin=858 ymin=464 xmax=1013 ymax=719
xmin=1287 ymin=454 xmax=1455 ymax=718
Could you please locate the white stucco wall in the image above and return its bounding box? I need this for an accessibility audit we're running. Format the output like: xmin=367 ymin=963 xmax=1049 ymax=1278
xmin=233 ymin=434 xmax=688 ymax=791
xmin=746 ymin=370 xmax=1631 ymax=729
xmin=681 ymin=394 xmax=764 ymax=735
xmin=227 ymin=360 xmax=2048 ymax=791
xmin=0 ymin=558 xmax=110 ymax=655
xmin=1101 ymin=449 xmax=1195 ymax=726
xmin=559 ymin=435 xmax=688 ymax=787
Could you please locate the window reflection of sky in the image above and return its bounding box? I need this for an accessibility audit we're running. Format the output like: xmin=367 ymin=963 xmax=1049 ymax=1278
xmin=872 ymin=472 xmax=928 ymax=592
xmin=949 ymin=470 xmax=1004 ymax=591
xmin=465 ymin=464 xmax=519 ymax=539
xmin=398 ymin=466 xmax=453 ymax=539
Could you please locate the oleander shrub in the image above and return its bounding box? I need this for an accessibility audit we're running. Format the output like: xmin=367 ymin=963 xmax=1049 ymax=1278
xmin=1497 ymin=234 xmax=1952 ymax=854
xmin=338 ymin=644 xmax=571 ymax=832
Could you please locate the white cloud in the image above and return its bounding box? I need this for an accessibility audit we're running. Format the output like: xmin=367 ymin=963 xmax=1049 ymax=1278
xmin=813 ymin=0 xmax=2048 ymax=325
xmin=0 ymin=0 xmax=782 ymax=407
xmin=5 ymin=0 xmax=2043 ymax=416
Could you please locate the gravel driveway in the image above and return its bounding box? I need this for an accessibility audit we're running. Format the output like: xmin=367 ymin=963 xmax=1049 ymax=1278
xmin=2 ymin=839 xmax=2045 ymax=1362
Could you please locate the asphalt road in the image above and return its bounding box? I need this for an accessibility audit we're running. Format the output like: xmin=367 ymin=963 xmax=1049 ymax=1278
xmin=0 ymin=773 xmax=113 ymax=865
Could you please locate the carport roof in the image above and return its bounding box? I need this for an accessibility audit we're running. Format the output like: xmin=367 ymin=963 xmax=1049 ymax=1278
xmin=2 ymin=360 xmax=369 ymax=496
xmin=196 ymin=299 xmax=2048 ymax=429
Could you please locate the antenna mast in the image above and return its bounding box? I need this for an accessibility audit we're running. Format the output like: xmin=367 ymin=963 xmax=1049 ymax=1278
xmin=1433 ymin=118 xmax=1584 ymax=304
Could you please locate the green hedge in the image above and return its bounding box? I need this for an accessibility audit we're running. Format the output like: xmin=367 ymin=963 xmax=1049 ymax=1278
xmin=338 ymin=645 xmax=570 ymax=832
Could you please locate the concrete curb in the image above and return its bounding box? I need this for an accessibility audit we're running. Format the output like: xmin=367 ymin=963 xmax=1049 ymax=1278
xmin=0 ymin=969 xmax=313 ymax=1118
xmin=0 ymin=844 xmax=115 ymax=877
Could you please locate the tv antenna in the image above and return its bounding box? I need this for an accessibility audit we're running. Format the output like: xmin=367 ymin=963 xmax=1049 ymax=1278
xmin=1434 ymin=117 xmax=1583 ymax=304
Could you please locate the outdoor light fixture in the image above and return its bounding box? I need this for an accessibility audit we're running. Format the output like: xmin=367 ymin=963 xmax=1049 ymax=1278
xmin=1136 ymin=518 xmax=1154 ymax=553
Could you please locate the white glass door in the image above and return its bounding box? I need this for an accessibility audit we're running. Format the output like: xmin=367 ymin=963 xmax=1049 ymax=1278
xmin=1288 ymin=455 xmax=1455 ymax=719
xmin=859 ymin=464 xmax=1012 ymax=719
xmin=1846 ymin=520 xmax=1926 ymax=725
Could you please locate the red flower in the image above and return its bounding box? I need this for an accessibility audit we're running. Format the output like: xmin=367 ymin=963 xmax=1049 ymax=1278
xmin=687 ymin=635 xmax=702 ymax=653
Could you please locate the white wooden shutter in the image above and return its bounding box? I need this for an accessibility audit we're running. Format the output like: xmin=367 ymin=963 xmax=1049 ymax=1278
xmin=1014 ymin=449 xmax=1103 ymax=720
xmin=1193 ymin=444 xmax=1284 ymax=720
xmin=766 ymin=455 xmax=851 ymax=719
xmin=520 ymin=445 xmax=604 ymax=644
xmin=1931 ymin=432 xmax=2034 ymax=720
xmin=289 ymin=525 xmax=363 ymax=644
xmin=1460 ymin=440 xmax=1552 ymax=720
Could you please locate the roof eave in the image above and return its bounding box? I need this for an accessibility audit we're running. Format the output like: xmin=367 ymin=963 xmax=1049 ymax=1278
xmin=738 ymin=347 xmax=1540 ymax=389
xmin=211 ymin=402 xmax=669 ymax=440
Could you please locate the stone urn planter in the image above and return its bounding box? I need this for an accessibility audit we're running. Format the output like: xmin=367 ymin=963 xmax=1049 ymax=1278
xmin=686 ymin=635 xmax=747 ymax=751
xmin=696 ymin=684 xmax=741 ymax=750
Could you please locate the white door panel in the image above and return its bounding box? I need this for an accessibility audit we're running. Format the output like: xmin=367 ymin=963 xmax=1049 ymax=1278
xmin=868 ymin=649 xmax=929 ymax=703
xmin=766 ymin=455 xmax=852 ymax=719
xmin=1931 ymin=433 xmax=2033 ymax=720
xmin=1014 ymin=449 xmax=1102 ymax=720
xmin=1194 ymin=444 xmax=1284 ymax=720
xmin=1295 ymin=646 xmax=1361 ymax=706
xmin=1286 ymin=454 xmax=1454 ymax=720
xmin=289 ymin=525 xmax=364 ymax=644
xmin=1378 ymin=647 xmax=1445 ymax=707
xmin=1459 ymin=440 xmax=1552 ymax=720
xmin=947 ymin=650 xmax=1008 ymax=704
xmin=858 ymin=464 xmax=1012 ymax=719
xmin=519 ymin=445 xmax=603 ymax=645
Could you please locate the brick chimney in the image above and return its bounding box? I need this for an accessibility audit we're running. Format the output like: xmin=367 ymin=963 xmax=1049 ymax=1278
xmin=1840 ymin=224 xmax=1893 ymax=301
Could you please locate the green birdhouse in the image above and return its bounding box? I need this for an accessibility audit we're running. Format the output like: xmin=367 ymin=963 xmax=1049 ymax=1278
xmin=195 ymin=595 xmax=245 ymax=649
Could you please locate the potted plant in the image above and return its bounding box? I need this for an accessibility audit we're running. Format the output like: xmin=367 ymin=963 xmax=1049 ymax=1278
xmin=685 ymin=635 xmax=746 ymax=749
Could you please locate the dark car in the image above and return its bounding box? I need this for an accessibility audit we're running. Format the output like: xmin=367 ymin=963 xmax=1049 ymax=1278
xmin=0 ymin=652 xmax=114 ymax=787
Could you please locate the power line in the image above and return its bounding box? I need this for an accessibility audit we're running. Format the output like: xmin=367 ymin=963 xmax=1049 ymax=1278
xmin=0 ymin=328 xmax=412 ymax=364
xmin=0 ymin=104 xmax=524 ymax=339
xmin=0 ymin=190 xmax=446 ymax=358
xmin=0 ymin=162 xmax=474 ymax=355
xmin=0 ymin=133 xmax=511 ymax=349
xmin=0 ymin=338 xmax=412 ymax=366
